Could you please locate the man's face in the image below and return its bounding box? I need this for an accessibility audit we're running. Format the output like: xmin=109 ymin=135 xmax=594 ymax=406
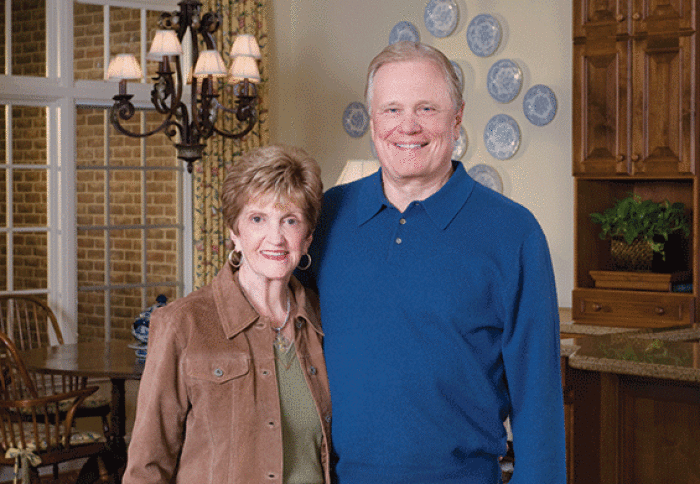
xmin=369 ymin=59 xmax=463 ymax=185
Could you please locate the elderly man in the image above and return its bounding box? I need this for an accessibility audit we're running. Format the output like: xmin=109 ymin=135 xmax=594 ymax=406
xmin=303 ymin=41 xmax=565 ymax=484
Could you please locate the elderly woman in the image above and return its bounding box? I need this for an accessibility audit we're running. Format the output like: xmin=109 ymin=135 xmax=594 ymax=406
xmin=123 ymin=144 xmax=331 ymax=484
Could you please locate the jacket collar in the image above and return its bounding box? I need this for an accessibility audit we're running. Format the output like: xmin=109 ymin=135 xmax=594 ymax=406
xmin=356 ymin=160 xmax=474 ymax=230
xmin=212 ymin=262 xmax=323 ymax=339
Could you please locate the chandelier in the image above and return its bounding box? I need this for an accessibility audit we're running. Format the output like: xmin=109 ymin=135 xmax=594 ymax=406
xmin=106 ymin=0 xmax=261 ymax=173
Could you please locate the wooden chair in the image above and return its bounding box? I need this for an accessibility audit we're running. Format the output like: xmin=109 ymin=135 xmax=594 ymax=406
xmin=0 ymin=295 xmax=112 ymax=436
xmin=0 ymin=331 xmax=113 ymax=483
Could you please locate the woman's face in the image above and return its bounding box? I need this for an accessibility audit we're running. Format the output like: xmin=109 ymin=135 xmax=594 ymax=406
xmin=230 ymin=194 xmax=312 ymax=284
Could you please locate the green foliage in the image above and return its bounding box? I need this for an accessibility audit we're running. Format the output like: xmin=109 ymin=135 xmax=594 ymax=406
xmin=590 ymin=194 xmax=690 ymax=259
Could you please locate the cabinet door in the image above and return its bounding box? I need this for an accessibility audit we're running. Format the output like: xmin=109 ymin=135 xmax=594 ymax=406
xmin=632 ymin=0 xmax=696 ymax=34
xmin=574 ymin=0 xmax=629 ymax=38
xmin=573 ymin=38 xmax=630 ymax=175
xmin=630 ymin=33 xmax=695 ymax=175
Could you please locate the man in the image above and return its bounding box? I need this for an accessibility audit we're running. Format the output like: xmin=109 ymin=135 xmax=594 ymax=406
xmin=303 ymin=41 xmax=565 ymax=483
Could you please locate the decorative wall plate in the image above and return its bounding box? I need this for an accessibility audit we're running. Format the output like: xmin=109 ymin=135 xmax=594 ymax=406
xmin=483 ymin=114 xmax=520 ymax=160
xmin=468 ymin=164 xmax=503 ymax=193
xmin=452 ymin=126 xmax=467 ymax=160
xmin=424 ymin=0 xmax=459 ymax=38
xmin=467 ymin=14 xmax=501 ymax=57
xmin=450 ymin=60 xmax=464 ymax=93
xmin=389 ymin=21 xmax=420 ymax=44
xmin=487 ymin=59 xmax=522 ymax=103
xmin=523 ymin=84 xmax=557 ymax=126
xmin=342 ymin=102 xmax=370 ymax=138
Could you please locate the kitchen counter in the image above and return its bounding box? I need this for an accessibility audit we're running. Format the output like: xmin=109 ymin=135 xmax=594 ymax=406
xmin=560 ymin=319 xmax=700 ymax=383
xmin=558 ymin=311 xmax=700 ymax=483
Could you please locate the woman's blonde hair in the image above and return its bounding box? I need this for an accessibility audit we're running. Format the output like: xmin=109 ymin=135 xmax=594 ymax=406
xmin=365 ymin=41 xmax=463 ymax=113
xmin=221 ymin=144 xmax=323 ymax=237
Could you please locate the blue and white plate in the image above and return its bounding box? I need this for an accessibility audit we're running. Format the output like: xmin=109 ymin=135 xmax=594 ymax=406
xmin=468 ymin=164 xmax=503 ymax=193
xmin=523 ymin=84 xmax=557 ymax=126
xmin=452 ymin=126 xmax=467 ymax=160
xmin=342 ymin=102 xmax=370 ymax=138
xmin=424 ymin=0 xmax=459 ymax=38
xmin=483 ymin=114 xmax=520 ymax=160
xmin=467 ymin=14 xmax=501 ymax=57
xmin=487 ymin=59 xmax=522 ymax=103
xmin=450 ymin=60 xmax=464 ymax=93
xmin=389 ymin=21 xmax=420 ymax=44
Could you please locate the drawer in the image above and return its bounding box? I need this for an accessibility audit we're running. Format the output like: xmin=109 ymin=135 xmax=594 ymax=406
xmin=572 ymin=288 xmax=694 ymax=328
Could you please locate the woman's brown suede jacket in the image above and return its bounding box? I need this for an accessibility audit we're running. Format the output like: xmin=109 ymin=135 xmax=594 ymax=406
xmin=122 ymin=263 xmax=332 ymax=484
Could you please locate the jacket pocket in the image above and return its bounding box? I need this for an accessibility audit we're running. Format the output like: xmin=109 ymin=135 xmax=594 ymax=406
xmin=185 ymin=355 xmax=250 ymax=384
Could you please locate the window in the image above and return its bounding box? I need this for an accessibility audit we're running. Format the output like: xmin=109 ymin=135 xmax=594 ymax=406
xmin=0 ymin=0 xmax=190 ymax=342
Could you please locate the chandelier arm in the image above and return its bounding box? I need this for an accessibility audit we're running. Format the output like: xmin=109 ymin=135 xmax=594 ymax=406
xmin=210 ymin=115 xmax=257 ymax=140
xmin=109 ymin=105 xmax=180 ymax=139
xmin=150 ymin=75 xmax=178 ymax=115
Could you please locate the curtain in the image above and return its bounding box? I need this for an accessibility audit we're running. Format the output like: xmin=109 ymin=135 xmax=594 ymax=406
xmin=193 ymin=0 xmax=269 ymax=289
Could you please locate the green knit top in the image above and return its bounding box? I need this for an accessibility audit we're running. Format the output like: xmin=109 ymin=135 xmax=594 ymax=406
xmin=274 ymin=343 xmax=324 ymax=484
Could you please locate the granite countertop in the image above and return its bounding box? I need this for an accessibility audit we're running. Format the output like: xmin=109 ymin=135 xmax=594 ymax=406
xmin=560 ymin=318 xmax=700 ymax=383
xmin=559 ymin=321 xmax=641 ymax=357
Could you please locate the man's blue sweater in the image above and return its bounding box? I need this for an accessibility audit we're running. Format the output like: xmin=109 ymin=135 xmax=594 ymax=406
xmin=304 ymin=162 xmax=565 ymax=483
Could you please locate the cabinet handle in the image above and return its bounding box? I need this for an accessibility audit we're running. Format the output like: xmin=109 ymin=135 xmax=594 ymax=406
xmin=616 ymin=14 xmax=625 ymax=22
xmin=632 ymin=12 xmax=641 ymax=20
xmin=655 ymin=307 xmax=665 ymax=315
xmin=592 ymin=303 xmax=602 ymax=312
xmin=616 ymin=154 xmax=625 ymax=162
xmin=630 ymin=154 xmax=640 ymax=162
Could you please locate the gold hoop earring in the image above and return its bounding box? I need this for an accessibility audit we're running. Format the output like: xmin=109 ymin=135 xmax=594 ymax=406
xmin=297 ymin=253 xmax=312 ymax=271
xmin=228 ymin=250 xmax=242 ymax=268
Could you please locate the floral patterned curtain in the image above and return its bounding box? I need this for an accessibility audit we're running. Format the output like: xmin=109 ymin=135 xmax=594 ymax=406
xmin=193 ymin=0 xmax=269 ymax=289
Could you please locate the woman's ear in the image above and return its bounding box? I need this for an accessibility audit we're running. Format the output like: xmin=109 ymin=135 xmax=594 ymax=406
xmin=229 ymin=228 xmax=238 ymax=247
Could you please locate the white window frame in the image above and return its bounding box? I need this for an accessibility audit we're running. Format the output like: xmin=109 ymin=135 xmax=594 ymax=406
xmin=0 ymin=0 xmax=192 ymax=343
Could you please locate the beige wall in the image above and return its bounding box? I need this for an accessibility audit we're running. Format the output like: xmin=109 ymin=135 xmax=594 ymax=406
xmin=268 ymin=0 xmax=574 ymax=307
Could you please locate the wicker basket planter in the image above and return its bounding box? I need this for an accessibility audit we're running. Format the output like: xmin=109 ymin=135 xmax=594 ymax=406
xmin=610 ymin=237 xmax=653 ymax=271
xmin=610 ymin=234 xmax=686 ymax=273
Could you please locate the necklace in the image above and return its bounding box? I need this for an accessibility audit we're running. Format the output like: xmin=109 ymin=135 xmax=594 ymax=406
xmin=271 ymin=291 xmax=292 ymax=352
xmin=238 ymin=278 xmax=292 ymax=352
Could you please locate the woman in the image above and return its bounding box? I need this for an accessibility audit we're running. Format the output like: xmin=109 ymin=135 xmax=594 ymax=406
xmin=123 ymin=144 xmax=331 ymax=484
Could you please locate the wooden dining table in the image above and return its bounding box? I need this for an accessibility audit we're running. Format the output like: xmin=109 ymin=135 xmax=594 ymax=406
xmin=18 ymin=339 xmax=144 ymax=482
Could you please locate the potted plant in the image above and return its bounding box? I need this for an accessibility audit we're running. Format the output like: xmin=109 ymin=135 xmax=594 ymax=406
xmin=590 ymin=194 xmax=690 ymax=272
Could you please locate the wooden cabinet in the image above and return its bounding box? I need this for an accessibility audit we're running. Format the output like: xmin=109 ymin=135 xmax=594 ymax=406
xmin=565 ymin=364 xmax=700 ymax=484
xmin=573 ymin=2 xmax=696 ymax=176
xmin=572 ymin=0 xmax=700 ymax=327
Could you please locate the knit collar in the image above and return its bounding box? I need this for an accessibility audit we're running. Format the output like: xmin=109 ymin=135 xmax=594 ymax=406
xmin=356 ymin=160 xmax=475 ymax=230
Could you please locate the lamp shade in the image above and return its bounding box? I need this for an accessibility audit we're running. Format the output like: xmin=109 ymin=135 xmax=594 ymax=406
xmin=228 ymin=56 xmax=261 ymax=83
xmin=335 ymin=160 xmax=380 ymax=186
xmin=147 ymin=29 xmax=183 ymax=61
xmin=230 ymin=34 xmax=261 ymax=59
xmin=106 ymin=53 xmax=143 ymax=80
xmin=193 ymin=50 xmax=228 ymax=78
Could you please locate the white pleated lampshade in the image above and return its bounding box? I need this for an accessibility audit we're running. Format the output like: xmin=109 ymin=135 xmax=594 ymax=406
xmin=228 ymin=56 xmax=261 ymax=83
xmin=147 ymin=29 xmax=183 ymax=61
xmin=106 ymin=53 xmax=143 ymax=80
xmin=193 ymin=50 xmax=228 ymax=78
xmin=335 ymin=160 xmax=381 ymax=186
xmin=230 ymin=34 xmax=261 ymax=59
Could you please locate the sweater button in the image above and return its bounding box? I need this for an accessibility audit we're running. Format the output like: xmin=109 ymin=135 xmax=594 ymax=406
xmin=213 ymin=368 xmax=223 ymax=377
xmin=309 ymin=366 xmax=317 ymax=375
xmin=395 ymin=237 xmax=402 ymax=244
